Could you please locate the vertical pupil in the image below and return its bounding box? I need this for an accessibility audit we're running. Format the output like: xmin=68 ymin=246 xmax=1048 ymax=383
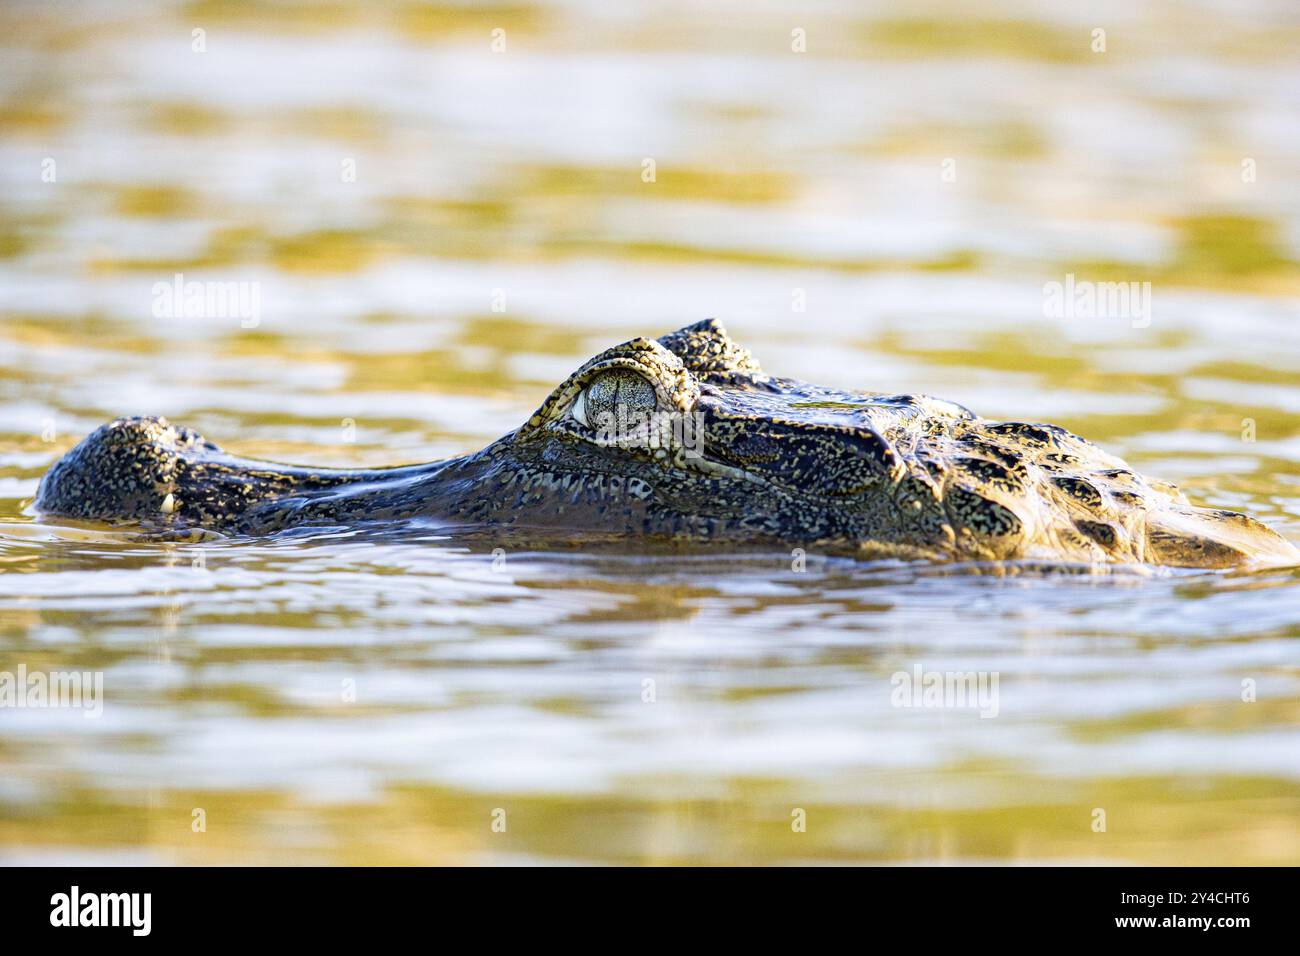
xmin=586 ymin=371 xmax=656 ymax=423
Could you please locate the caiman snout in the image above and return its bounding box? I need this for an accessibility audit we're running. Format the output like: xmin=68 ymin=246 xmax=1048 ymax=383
xmin=35 ymin=416 xmax=405 ymax=530
xmin=35 ymin=417 xmax=206 ymax=522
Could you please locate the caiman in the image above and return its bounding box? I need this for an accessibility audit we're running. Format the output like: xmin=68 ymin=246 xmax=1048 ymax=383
xmin=32 ymin=320 xmax=1299 ymax=569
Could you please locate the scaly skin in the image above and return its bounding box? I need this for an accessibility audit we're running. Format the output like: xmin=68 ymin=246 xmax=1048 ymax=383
xmin=33 ymin=320 xmax=1300 ymax=568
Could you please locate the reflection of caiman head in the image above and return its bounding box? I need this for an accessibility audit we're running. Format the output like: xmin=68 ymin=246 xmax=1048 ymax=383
xmin=34 ymin=319 xmax=1300 ymax=569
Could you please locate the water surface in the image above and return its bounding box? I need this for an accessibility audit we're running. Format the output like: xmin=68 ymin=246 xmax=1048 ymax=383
xmin=1 ymin=0 xmax=1299 ymax=864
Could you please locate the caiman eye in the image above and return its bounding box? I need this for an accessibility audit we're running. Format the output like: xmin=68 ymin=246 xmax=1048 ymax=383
xmin=571 ymin=369 xmax=658 ymax=428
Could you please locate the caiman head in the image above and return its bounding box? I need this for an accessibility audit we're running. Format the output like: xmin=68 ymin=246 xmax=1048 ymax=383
xmin=450 ymin=319 xmax=1298 ymax=568
xmin=33 ymin=319 xmax=1300 ymax=569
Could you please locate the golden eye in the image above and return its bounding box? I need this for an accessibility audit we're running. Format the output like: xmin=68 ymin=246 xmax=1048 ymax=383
xmin=571 ymin=369 xmax=657 ymax=427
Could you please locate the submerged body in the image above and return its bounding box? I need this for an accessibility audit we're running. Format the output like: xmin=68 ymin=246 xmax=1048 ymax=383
xmin=34 ymin=320 xmax=1299 ymax=569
